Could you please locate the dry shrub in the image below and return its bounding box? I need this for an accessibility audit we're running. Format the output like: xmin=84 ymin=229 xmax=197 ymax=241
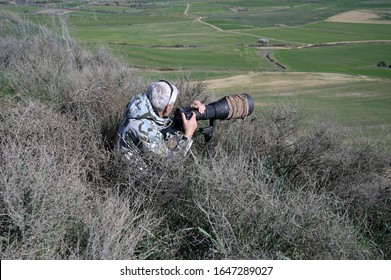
xmin=0 ymin=21 xmax=209 ymax=259
xmin=175 ymin=75 xmax=211 ymax=107
xmin=123 ymin=93 xmax=389 ymax=260
xmin=62 ymin=46 xmax=144 ymax=148
xmin=0 ymin=142 xmax=92 ymax=259
xmin=1 ymin=30 xmax=143 ymax=149
xmin=0 ymin=100 xmax=160 ymax=260
xmin=84 ymin=191 xmax=161 ymax=260
xmin=215 ymin=100 xmax=389 ymax=193
xmin=0 ymin=101 xmax=90 ymax=259
xmin=1 ymin=36 xmax=79 ymax=104
xmin=187 ymin=101 xmax=389 ymax=259
xmin=183 ymin=154 xmax=372 ymax=259
xmin=0 ymin=17 xmax=161 ymax=259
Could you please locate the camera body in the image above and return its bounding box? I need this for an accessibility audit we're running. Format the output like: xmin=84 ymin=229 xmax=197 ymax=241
xmin=171 ymin=93 xmax=254 ymax=132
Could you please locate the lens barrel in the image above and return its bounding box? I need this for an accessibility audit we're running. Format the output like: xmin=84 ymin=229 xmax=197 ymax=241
xmin=173 ymin=93 xmax=254 ymax=131
xmin=178 ymin=93 xmax=253 ymax=121
xmin=225 ymin=93 xmax=254 ymax=120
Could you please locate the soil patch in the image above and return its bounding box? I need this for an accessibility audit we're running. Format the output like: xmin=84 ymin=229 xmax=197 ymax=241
xmin=33 ymin=9 xmax=72 ymax=15
xmin=327 ymin=10 xmax=391 ymax=24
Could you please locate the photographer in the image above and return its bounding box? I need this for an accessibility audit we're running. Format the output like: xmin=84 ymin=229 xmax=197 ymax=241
xmin=117 ymin=80 xmax=205 ymax=159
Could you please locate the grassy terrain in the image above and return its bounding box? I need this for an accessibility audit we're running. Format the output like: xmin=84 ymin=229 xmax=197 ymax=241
xmin=275 ymin=43 xmax=391 ymax=79
xmin=243 ymin=22 xmax=391 ymax=44
xmin=204 ymin=4 xmax=346 ymax=28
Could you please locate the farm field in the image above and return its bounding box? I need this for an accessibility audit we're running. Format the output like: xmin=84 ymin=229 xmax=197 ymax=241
xmin=207 ymin=72 xmax=391 ymax=137
xmin=1 ymin=0 xmax=390 ymax=136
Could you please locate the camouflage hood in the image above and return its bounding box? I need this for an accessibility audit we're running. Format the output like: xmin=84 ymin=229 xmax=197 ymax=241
xmin=125 ymin=92 xmax=172 ymax=128
xmin=117 ymin=92 xmax=193 ymax=158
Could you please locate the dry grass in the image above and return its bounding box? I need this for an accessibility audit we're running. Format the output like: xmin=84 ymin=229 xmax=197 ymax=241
xmin=1 ymin=13 xmax=390 ymax=260
xmin=326 ymin=10 xmax=391 ymax=24
xmin=172 ymin=102 xmax=389 ymax=259
xmin=0 ymin=14 xmax=158 ymax=259
xmin=0 ymin=101 xmax=162 ymax=259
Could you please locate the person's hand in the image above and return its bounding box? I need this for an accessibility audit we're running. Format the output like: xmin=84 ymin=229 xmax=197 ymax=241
xmin=181 ymin=112 xmax=197 ymax=139
xmin=190 ymin=100 xmax=206 ymax=114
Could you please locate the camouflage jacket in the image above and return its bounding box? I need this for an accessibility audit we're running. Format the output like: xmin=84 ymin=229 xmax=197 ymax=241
xmin=117 ymin=93 xmax=193 ymax=158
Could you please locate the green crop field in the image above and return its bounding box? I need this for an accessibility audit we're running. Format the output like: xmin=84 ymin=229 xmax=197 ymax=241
xmin=275 ymin=43 xmax=391 ymax=78
xmin=1 ymin=0 xmax=390 ymax=137
xmin=242 ymin=23 xmax=391 ymax=44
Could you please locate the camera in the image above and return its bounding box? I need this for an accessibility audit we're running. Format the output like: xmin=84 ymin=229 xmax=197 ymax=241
xmin=171 ymin=93 xmax=254 ymax=132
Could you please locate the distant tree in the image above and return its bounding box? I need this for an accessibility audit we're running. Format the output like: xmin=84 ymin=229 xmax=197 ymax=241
xmin=377 ymin=61 xmax=387 ymax=67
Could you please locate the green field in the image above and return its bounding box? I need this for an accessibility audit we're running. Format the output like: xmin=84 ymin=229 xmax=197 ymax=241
xmin=4 ymin=0 xmax=389 ymax=77
xmin=1 ymin=0 xmax=390 ymax=136
xmin=275 ymin=43 xmax=391 ymax=79
xmin=243 ymin=22 xmax=391 ymax=44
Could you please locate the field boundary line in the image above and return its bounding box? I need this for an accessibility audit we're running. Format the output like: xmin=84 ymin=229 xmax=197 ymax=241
xmin=299 ymin=40 xmax=391 ymax=49
xmin=184 ymin=3 xmax=190 ymax=16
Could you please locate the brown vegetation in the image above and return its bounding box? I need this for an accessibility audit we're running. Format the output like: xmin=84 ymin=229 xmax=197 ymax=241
xmin=326 ymin=10 xmax=391 ymax=24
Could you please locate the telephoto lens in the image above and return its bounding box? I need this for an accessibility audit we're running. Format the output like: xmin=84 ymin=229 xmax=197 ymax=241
xmin=172 ymin=93 xmax=254 ymax=131
xmin=177 ymin=93 xmax=254 ymax=121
